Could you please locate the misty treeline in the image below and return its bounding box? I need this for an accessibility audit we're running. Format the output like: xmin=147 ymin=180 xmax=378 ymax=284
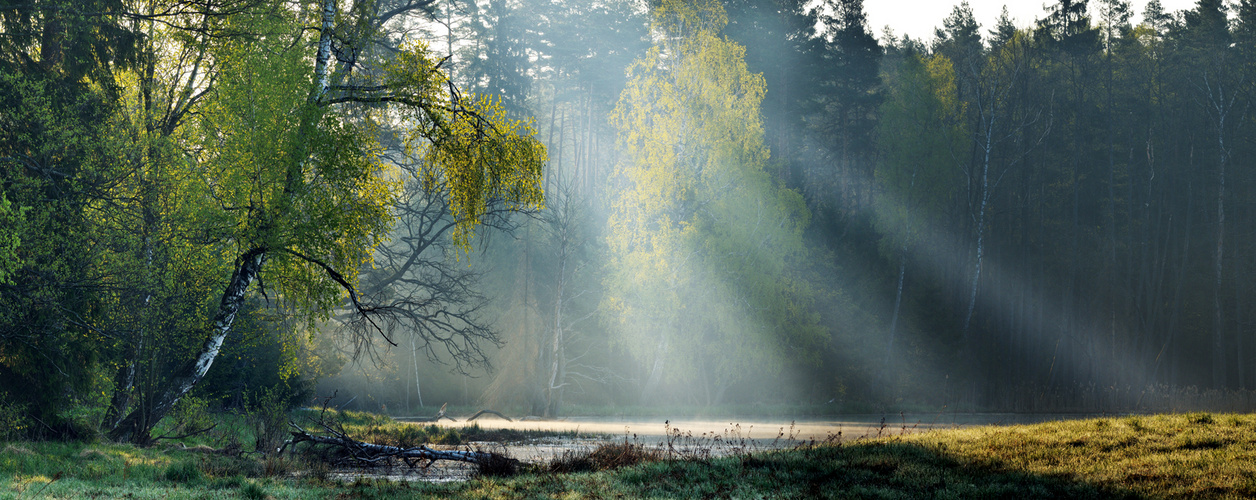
xmin=5 ymin=0 xmax=1256 ymax=445
xmin=405 ymin=0 xmax=1256 ymax=415
xmin=341 ymin=0 xmax=1256 ymax=416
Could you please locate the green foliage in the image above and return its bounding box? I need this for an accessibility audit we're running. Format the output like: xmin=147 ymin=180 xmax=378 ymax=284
xmin=195 ymin=9 xmax=394 ymax=318
xmin=874 ymin=52 xmax=965 ymax=254
xmin=0 ymin=193 xmax=22 ymax=286
xmin=0 ymin=66 xmax=116 ymax=439
xmin=386 ymin=39 xmax=546 ymax=249
xmin=152 ymin=396 xmax=214 ymax=442
xmin=0 ymin=401 xmax=27 ymax=441
xmin=197 ymin=300 xmax=332 ymax=411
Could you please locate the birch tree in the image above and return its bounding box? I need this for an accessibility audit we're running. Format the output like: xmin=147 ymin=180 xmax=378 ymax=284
xmin=108 ymin=0 xmax=546 ymax=442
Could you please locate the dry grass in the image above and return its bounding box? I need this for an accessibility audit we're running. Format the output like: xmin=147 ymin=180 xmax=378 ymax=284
xmin=891 ymin=412 xmax=1256 ymax=498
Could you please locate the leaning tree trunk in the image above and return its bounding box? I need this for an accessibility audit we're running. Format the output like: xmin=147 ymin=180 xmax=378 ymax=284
xmin=108 ymin=249 xmax=267 ymax=443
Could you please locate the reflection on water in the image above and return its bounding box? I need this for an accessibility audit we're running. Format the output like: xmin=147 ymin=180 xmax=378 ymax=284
xmin=400 ymin=412 xmax=1109 ymax=442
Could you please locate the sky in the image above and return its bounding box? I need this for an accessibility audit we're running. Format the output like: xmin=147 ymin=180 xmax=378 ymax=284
xmin=863 ymin=0 xmax=1201 ymax=43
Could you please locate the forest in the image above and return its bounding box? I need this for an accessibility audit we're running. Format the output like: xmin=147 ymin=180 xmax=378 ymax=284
xmin=3 ymin=0 xmax=1256 ymax=444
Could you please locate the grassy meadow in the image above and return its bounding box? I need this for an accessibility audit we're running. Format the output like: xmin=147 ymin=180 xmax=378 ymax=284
xmin=4 ymin=412 xmax=1256 ymax=498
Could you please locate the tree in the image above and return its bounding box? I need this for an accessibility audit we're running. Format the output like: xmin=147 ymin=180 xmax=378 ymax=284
xmin=605 ymin=0 xmax=823 ymax=404
xmin=805 ymin=0 xmax=882 ymax=217
xmin=874 ymin=50 xmax=964 ymax=377
xmin=0 ymin=52 xmax=140 ymax=438
xmin=1180 ymin=0 xmax=1244 ymax=389
xmin=107 ymin=0 xmax=546 ymax=442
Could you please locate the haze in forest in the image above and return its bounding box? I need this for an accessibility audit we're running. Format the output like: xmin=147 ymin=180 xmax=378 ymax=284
xmin=4 ymin=0 xmax=1256 ymax=444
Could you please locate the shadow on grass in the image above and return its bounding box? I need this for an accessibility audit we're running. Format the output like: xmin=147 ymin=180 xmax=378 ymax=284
xmin=593 ymin=441 xmax=1146 ymax=499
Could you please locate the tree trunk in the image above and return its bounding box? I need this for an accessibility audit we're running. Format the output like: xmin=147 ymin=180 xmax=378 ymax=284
xmin=640 ymin=336 xmax=668 ymax=402
xmin=1212 ymin=123 xmax=1227 ymax=389
xmin=962 ymin=115 xmax=995 ymax=339
xmin=109 ymin=249 xmax=267 ymax=443
xmin=885 ymin=258 xmax=906 ymax=373
xmin=544 ymin=252 xmax=565 ymax=418
xmin=411 ymin=334 xmax=423 ymax=409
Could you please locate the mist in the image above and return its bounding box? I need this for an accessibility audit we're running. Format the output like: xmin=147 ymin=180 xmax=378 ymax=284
xmin=313 ymin=0 xmax=1256 ymax=418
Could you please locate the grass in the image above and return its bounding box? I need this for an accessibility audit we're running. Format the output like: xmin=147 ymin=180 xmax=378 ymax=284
xmin=5 ymin=412 xmax=1256 ymax=498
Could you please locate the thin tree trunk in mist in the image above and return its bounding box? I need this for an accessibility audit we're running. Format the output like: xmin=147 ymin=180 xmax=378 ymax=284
xmin=641 ymin=336 xmax=667 ymax=402
xmin=1212 ymin=121 xmax=1228 ymax=390
xmin=1107 ymin=92 xmax=1120 ymax=388
xmin=412 ymin=335 xmax=423 ymax=409
xmin=962 ymin=116 xmax=995 ymax=339
xmin=1236 ymin=256 xmax=1245 ymax=389
xmin=545 ymin=240 xmax=566 ymax=418
xmin=886 ymin=164 xmax=917 ymax=378
xmin=546 ymin=99 xmax=556 ymax=193
xmin=573 ymin=99 xmax=584 ymax=188
xmin=557 ymin=110 xmax=565 ymax=176
xmin=1153 ymin=180 xmax=1192 ymax=386
xmin=885 ymin=258 xmax=906 ymax=372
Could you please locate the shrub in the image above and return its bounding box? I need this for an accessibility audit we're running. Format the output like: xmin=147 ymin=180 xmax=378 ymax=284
xmin=0 ymin=401 xmax=27 ymax=441
xmin=249 ymin=386 xmax=291 ymax=455
xmin=547 ymin=442 xmax=662 ymax=473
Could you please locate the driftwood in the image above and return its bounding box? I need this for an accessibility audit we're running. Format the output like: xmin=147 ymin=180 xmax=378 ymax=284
xmin=280 ymin=421 xmax=513 ymax=468
xmin=465 ymin=409 xmax=513 ymax=422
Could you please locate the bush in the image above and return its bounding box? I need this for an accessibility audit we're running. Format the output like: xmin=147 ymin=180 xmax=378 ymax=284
xmin=249 ymin=386 xmax=291 ymax=455
xmin=547 ymin=442 xmax=662 ymax=473
xmin=0 ymin=401 xmax=27 ymax=441
xmin=153 ymin=396 xmax=215 ymax=442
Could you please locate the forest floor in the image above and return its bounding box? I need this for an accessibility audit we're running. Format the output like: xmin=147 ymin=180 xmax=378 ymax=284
xmin=4 ymin=412 xmax=1256 ymax=498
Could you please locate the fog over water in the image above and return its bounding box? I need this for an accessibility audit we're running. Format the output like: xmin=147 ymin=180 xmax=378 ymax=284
xmin=399 ymin=414 xmax=1109 ymax=442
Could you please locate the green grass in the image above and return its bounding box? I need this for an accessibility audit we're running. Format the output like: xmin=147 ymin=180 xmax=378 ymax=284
xmin=6 ymin=412 xmax=1256 ymax=498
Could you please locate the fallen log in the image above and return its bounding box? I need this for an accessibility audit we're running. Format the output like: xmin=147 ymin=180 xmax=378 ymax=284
xmin=465 ymin=409 xmax=513 ymax=422
xmin=280 ymin=422 xmax=516 ymax=470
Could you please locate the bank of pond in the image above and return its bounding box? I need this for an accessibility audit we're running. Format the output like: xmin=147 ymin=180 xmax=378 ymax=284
xmin=2 ymin=411 xmax=1254 ymax=498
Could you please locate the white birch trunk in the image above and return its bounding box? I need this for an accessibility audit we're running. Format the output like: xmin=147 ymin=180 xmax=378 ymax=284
xmin=312 ymin=0 xmax=336 ymax=103
xmin=962 ymin=116 xmax=995 ymax=337
xmin=109 ymin=249 xmax=267 ymax=442
xmin=1212 ymin=120 xmax=1227 ymax=389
